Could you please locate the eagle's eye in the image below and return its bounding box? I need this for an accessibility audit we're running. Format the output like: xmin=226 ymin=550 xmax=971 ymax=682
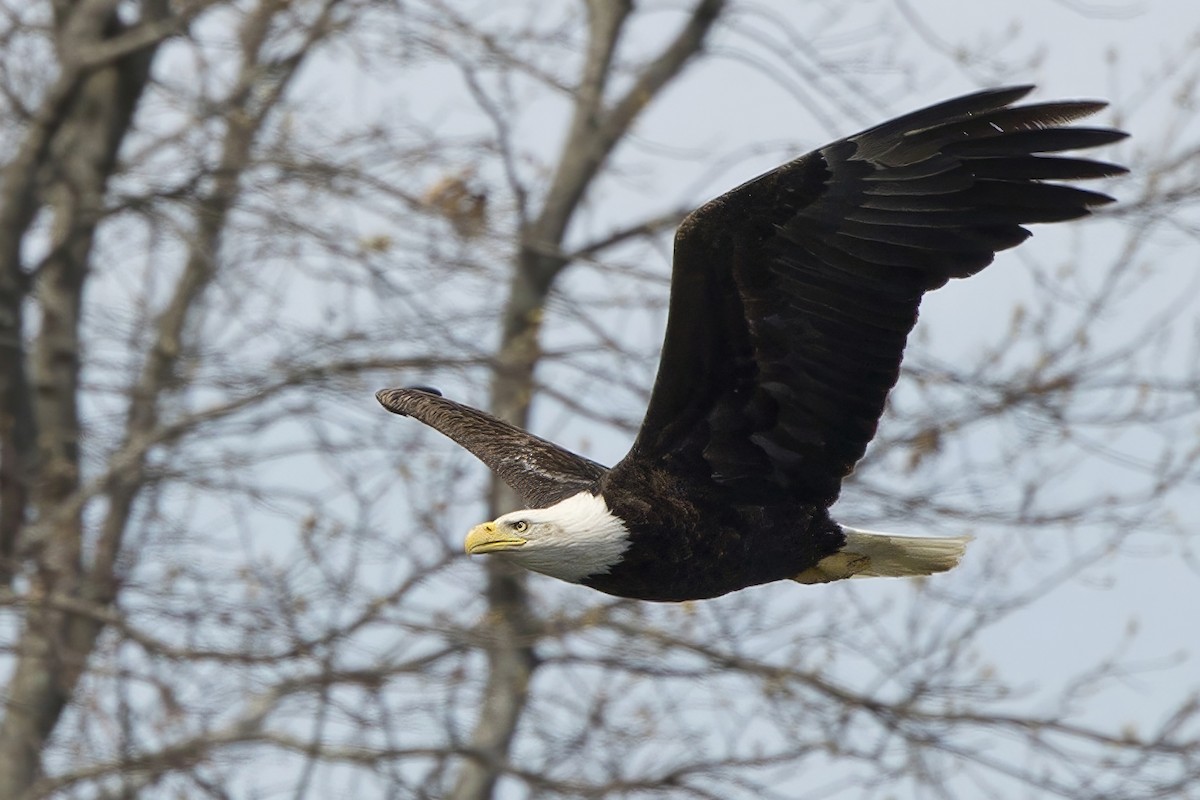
xmin=512 ymin=520 xmax=529 ymax=533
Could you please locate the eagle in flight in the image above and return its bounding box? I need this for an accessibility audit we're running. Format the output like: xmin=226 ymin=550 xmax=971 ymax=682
xmin=378 ymin=86 xmax=1126 ymax=602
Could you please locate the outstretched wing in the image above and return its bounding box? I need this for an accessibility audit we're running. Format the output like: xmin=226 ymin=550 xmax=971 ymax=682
xmin=618 ymin=85 xmax=1126 ymax=505
xmin=377 ymin=387 xmax=607 ymax=507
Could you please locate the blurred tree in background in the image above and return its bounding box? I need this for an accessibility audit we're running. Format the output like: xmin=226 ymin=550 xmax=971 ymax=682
xmin=0 ymin=0 xmax=1197 ymax=798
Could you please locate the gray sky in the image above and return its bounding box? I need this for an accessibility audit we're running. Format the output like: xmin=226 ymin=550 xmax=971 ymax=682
xmin=515 ymin=1 xmax=1200 ymax=791
xmin=238 ymin=0 xmax=1200 ymax=794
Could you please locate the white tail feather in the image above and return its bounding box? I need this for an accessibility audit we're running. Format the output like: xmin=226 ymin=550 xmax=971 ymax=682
xmin=794 ymin=527 xmax=970 ymax=584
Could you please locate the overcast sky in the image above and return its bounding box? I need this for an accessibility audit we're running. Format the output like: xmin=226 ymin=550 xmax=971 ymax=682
xmin=514 ymin=0 xmax=1200 ymax=787
xmin=260 ymin=1 xmax=1200 ymax=795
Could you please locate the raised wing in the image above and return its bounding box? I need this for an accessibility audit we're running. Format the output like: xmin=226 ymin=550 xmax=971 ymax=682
xmin=618 ymin=85 xmax=1126 ymax=505
xmin=377 ymin=387 xmax=607 ymax=507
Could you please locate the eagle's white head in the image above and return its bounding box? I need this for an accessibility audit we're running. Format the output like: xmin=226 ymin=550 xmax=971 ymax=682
xmin=464 ymin=491 xmax=630 ymax=583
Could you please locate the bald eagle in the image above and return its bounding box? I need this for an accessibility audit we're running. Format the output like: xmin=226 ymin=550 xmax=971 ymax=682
xmin=378 ymin=86 xmax=1126 ymax=602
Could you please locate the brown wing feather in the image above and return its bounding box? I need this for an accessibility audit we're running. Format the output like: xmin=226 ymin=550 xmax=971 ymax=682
xmin=376 ymin=388 xmax=606 ymax=507
xmin=617 ymin=86 xmax=1127 ymax=505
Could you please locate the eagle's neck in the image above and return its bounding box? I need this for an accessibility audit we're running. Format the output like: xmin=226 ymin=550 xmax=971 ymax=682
xmin=519 ymin=492 xmax=630 ymax=583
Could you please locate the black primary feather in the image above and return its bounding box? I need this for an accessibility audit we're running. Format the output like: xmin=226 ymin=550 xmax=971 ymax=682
xmin=619 ymin=86 xmax=1126 ymax=506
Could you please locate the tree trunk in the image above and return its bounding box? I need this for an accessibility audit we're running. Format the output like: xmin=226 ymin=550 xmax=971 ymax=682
xmin=447 ymin=2 xmax=725 ymax=797
xmin=0 ymin=3 xmax=163 ymax=793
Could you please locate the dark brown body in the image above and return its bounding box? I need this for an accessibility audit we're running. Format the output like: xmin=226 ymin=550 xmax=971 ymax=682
xmin=584 ymin=463 xmax=845 ymax=601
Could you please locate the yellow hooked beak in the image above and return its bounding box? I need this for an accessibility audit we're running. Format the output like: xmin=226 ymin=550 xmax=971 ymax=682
xmin=465 ymin=521 xmax=527 ymax=554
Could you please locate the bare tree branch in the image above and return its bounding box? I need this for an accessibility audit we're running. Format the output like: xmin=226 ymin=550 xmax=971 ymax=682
xmin=0 ymin=2 xmax=1194 ymax=799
